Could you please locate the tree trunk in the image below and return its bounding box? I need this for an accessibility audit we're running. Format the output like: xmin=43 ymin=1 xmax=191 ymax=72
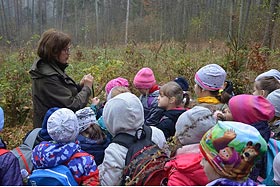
xmin=32 ymin=0 xmax=35 ymax=34
xmin=60 ymin=0 xmax=65 ymax=30
xmin=228 ymin=0 xmax=235 ymax=41
xmin=95 ymin=0 xmax=99 ymax=45
xmin=125 ymin=0 xmax=130 ymax=45
xmin=262 ymin=0 xmax=280 ymax=49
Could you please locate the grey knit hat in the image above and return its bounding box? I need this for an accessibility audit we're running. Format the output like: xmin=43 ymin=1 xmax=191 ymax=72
xmin=267 ymin=89 xmax=280 ymax=117
xmin=175 ymin=106 xmax=216 ymax=145
xmin=255 ymin=69 xmax=280 ymax=81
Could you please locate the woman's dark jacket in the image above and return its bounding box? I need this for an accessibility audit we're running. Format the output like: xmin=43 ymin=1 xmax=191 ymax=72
xmin=29 ymin=59 xmax=91 ymax=128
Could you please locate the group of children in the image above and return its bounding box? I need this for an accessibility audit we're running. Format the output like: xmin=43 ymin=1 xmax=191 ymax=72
xmin=1 ymin=65 xmax=280 ymax=186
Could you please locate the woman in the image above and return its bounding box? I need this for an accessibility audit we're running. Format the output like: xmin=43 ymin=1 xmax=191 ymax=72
xmin=30 ymin=28 xmax=93 ymax=128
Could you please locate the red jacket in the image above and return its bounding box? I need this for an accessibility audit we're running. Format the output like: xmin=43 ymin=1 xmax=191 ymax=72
xmin=165 ymin=152 xmax=209 ymax=186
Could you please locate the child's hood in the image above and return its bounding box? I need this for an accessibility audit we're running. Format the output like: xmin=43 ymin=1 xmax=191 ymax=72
xmin=103 ymin=92 xmax=144 ymax=136
xmin=32 ymin=141 xmax=80 ymax=169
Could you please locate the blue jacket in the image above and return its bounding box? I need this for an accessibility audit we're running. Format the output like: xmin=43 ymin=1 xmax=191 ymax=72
xmin=77 ymin=134 xmax=110 ymax=165
xmin=156 ymin=108 xmax=186 ymax=140
xmin=32 ymin=141 xmax=97 ymax=184
xmin=0 ymin=138 xmax=23 ymax=186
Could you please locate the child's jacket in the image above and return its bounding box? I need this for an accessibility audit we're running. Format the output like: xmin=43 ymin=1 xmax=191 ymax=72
xmin=32 ymin=141 xmax=98 ymax=185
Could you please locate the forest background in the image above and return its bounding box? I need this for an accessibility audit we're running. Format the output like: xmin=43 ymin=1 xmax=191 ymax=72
xmin=0 ymin=0 xmax=279 ymax=149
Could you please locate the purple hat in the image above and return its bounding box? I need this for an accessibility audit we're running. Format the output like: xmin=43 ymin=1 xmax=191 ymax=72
xmin=195 ymin=64 xmax=226 ymax=91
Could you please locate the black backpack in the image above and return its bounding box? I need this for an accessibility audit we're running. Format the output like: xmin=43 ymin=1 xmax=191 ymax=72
xmin=113 ymin=125 xmax=169 ymax=186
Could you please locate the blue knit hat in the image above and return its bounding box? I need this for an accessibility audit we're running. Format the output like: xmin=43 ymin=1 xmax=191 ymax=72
xmin=174 ymin=77 xmax=189 ymax=92
xmin=39 ymin=107 xmax=60 ymax=141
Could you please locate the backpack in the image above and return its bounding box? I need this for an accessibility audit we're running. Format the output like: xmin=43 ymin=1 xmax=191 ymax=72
xmin=0 ymin=148 xmax=9 ymax=156
xmin=28 ymin=151 xmax=97 ymax=186
xmin=262 ymin=138 xmax=280 ymax=186
xmin=11 ymin=128 xmax=41 ymax=174
xmin=28 ymin=165 xmax=78 ymax=186
xmin=113 ymin=125 xmax=169 ymax=186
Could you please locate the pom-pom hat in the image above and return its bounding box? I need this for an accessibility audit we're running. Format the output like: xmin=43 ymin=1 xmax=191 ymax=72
xmin=133 ymin=67 xmax=156 ymax=89
xmin=195 ymin=64 xmax=226 ymax=91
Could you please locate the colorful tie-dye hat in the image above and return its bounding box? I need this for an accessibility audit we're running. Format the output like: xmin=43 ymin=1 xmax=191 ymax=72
xmin=200 ymin=121 xmax=267 ymax=181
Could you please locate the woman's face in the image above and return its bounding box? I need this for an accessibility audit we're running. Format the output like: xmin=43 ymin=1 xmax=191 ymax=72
xmin=58 ymin=45 xmax=70 ymax=64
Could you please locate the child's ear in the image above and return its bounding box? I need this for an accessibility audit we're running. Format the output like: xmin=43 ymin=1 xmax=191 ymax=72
xmin=169 ymin=96 xmax=176 ymax=104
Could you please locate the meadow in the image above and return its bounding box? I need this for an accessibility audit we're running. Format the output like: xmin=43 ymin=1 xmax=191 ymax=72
xmin=0 ymin=40 xmax=279 ymax=149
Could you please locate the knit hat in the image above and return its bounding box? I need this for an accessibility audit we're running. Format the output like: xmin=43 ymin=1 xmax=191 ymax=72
xmin=39 ymin=107 xmax=60 ymax=141
xmin=175 ymin=106 xmax=216 ymax=145
xmin=105 ymin=77 xmax=129 ymax=95
xmin=273 ymin=152 xmax=280 ymax=185
xmin=0 ymin=107 xmax=4 ymax=132
xmin=200 ymin=121 xmax=267 ymax=181
xmin=267 ymin=89 xmax=280 ymax=117
xmin=75 ymin=107 xmax=98 ymax=132
xmin=174 ymin=77 xmax=189 ymax=91
xmin=133 ymin=67 xmax=156 ymax=89
xmin=195 ymin=64 xmax=226 ymax=91
xmin=47 ymin=108 xmax=79 ymax=143
xmin=229 ymin=94 xmax=275 ymax=124
xmin=255 ymin=69 xmax=280 ymax=81
xmin=103 ymin=92 xmax=144 ymax=136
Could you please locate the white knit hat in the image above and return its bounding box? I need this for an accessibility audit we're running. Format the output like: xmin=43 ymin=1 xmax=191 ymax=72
xmin=75 ymin=107 xmax=98 ymax=132
xmin=47 ymin=108 xmax=79 ymax=143
xmin=175 ymin=106 xmax=216 ymax=145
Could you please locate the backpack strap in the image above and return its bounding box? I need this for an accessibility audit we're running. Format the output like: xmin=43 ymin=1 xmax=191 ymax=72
xmin=0 ymin=148 xmax=9 ymax=156
xmin=112 ymin=125 xmax=152 ymax=149
xmin=24 ymin=128 xmax=42 ymax=147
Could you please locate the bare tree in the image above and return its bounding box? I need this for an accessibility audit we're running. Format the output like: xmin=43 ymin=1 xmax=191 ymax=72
xmin=125 ymin=0 xmax=130 ymax=45
xmin=262 ymin=0 xmax=280 ymax=49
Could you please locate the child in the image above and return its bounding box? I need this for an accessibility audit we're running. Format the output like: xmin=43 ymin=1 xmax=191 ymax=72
xmin=194 ymin=63 xmax=229 ymax=112
xmin=91 ymin=77 xmax=129 ymax=119
xmin=133 ymin=67 xmax=164 ymax=125
xmin=174 ymin=76 xmax=190 ymax=108
xmin=32 ymin=108 xmax=99 ymax=185
xmin=156 ymin=81 xmax=186 ymax=140
xmin=273 ymin=152 xmax=280 ymax=185
xmin=165 ymin=106 xmax=216 ymax=186
xmin=76 ymin=107 xmax=110 ymax=166
xmin=200 ymin=121 xmax=267 ymax=186
xmin=91 ymin=77 xmax=130 ymax=136
xmin=253 ymin=76 xmax=280 ymax=97
xmin=267 ymin=89 xmax=280 ymax=139
xmin=98 ymin=92 xmax=166 ymax=186
xmin=0 ymin=107 xmax=23 ymax=185
xmin=228 ymin=94 xmax=275 ymax=142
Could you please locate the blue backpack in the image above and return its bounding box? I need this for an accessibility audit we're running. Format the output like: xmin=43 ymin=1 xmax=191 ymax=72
xmin=262 ymin=138 xmax=280 ymax=186
xmin=28 ymin=165 xmax=78 ymax=186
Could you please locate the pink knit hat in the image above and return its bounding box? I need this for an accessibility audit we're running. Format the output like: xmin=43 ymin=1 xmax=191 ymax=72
xmin=133 ymin=67 xmax=156 ymax=89
xmin=228 ymin=94 xmax=275 ymax=124
xmin=105 ymin=77 xmax=129 ymax=95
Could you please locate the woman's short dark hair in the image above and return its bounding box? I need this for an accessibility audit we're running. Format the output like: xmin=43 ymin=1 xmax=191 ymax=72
xmin=37 ymin=28 xmax=71 ymax=61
